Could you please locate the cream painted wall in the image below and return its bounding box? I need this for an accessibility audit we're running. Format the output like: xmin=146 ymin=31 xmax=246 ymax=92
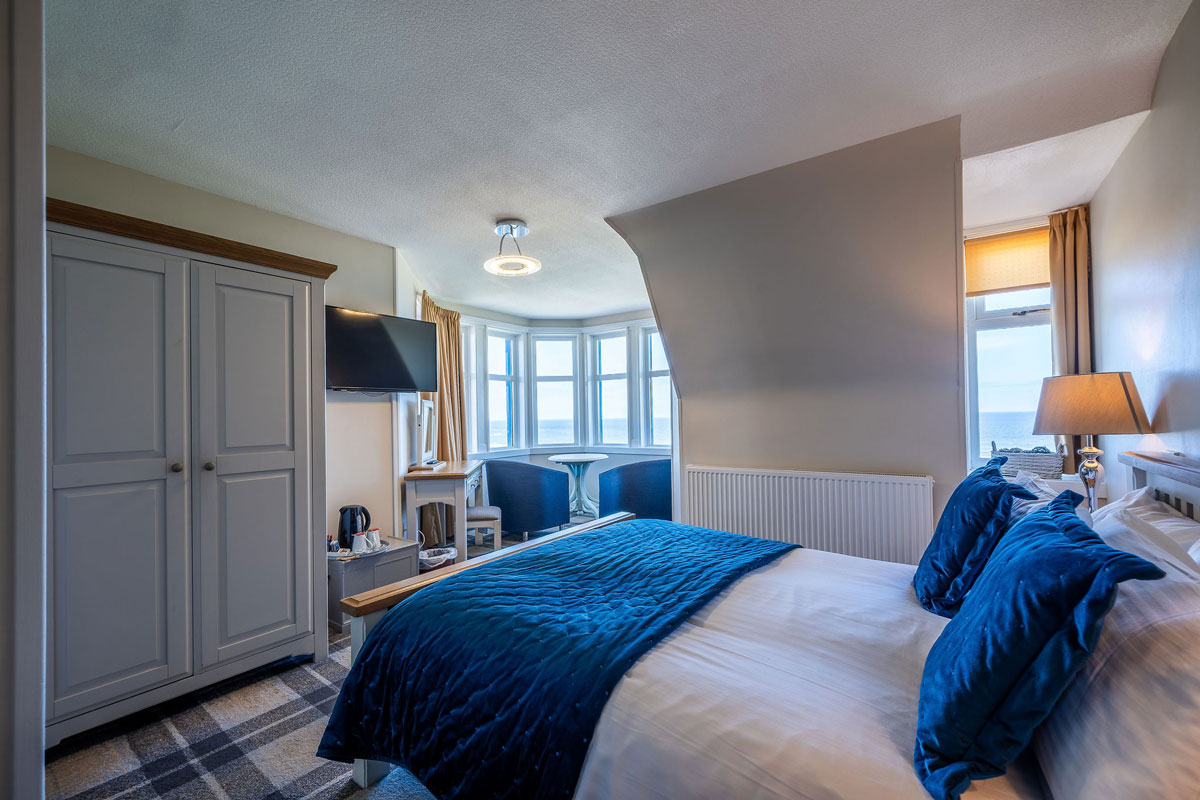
xmin=611 ymin=118 xmax=967 ymax=516
xmin=46 ymin=147 xmax=420 ymax=540
xmin=1092 ymin=0 xmax=1200 ymax=495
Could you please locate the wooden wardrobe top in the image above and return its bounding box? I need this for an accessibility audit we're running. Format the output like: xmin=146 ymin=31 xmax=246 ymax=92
xmin=47 ymin=198 xmax=338 ymax=280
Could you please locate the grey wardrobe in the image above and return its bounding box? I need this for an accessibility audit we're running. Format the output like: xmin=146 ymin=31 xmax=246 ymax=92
xmin=45 ymin=222 xmax=328 ymax=746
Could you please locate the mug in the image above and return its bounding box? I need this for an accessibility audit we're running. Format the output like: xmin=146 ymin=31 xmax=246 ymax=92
xmin=365 ymin=529 xmax=381 ymax=550
xmin=351 ymin=531 xmax=369 ymax=554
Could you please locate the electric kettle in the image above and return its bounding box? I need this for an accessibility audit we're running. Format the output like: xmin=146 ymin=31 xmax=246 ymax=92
xmin=337 ymin=505 xmax=371 ymax=549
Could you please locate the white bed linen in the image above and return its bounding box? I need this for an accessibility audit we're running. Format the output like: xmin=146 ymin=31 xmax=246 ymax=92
xmin=574 ymin=548 xmax=1046 ymax=800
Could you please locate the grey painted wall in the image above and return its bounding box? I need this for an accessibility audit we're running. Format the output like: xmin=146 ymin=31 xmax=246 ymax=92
xmin=610 ymin=118 xmax=967 ymax=515
xmin=1092 ymin=0 xmax=1200 ymax=495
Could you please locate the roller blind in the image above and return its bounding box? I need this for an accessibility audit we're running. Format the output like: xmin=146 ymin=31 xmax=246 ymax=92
xmin=964 ymin=227 xmax=1050 ymax=297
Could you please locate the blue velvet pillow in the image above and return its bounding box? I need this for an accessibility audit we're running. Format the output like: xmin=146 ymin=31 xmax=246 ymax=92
xmin=913 ymin=456 xmax=1035 ymax=616
xmin=913 ymin=491 xmax=1165 ymax=800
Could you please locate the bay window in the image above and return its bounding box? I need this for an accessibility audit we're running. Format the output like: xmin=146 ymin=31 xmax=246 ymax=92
xmin=461 ymin=317 xmax=671 ymax=455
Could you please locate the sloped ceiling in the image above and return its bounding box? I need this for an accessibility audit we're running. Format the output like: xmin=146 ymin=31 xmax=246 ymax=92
xmin=46 ymin=0 xmax=1191 ymax=317
xmin=963 ymin=112 xmax=1150 ymax=230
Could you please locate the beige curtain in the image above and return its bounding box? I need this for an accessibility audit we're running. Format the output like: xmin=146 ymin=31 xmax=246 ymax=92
xmin=1048 ymin=206 xmax=1093 ymax=472
xmin=417 ymin=291 xmax=468 ymax=546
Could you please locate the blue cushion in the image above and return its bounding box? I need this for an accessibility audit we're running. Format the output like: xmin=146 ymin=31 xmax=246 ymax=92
xmin=913 ymin=491 xmax=1165 ymax=800
xmin=913 ymin=456 xmax=1036 ymax=616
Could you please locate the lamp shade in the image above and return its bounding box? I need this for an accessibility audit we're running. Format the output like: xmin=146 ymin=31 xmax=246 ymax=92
xmin=1032 ymin=372 xmax=1151 ymax=435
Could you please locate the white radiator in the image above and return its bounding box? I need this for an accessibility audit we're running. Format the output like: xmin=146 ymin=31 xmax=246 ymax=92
xmin=684 ymin=465 xmax=934 ymax=564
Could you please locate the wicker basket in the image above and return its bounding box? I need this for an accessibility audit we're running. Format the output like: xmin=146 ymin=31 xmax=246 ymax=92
xmin=990 ymin=442 xmax=1066 ymax=479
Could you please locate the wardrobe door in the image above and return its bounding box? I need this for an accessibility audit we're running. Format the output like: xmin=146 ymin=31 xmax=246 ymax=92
xmin=193 ymin=262 xmax=313 ymax=668
xmin=48 ymin=233 xmax=190 ymax=719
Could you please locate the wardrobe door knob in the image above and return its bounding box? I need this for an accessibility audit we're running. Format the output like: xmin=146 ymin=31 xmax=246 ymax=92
xmin=203 ymin=461 xmax=216 ymax=471
xmin=170 ymin=463 xmax=184 ymax=473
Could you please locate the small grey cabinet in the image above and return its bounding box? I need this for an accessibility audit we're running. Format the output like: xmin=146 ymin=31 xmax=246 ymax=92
xmin=327 ymin=540 xmax=419 ymax=632
xmin=46 ymin=229 xmax=326 ymax=745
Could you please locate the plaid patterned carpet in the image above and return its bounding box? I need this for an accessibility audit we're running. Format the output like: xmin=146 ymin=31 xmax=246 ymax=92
xmin=45 ymin=632 xmax=434 ymax=800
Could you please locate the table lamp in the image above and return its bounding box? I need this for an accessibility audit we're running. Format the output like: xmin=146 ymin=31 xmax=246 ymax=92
xmin=1033 ymin=372 xmax=1151 ymax=511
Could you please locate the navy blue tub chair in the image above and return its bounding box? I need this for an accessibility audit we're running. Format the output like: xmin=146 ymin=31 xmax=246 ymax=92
xmin=484 ymin=460 xmax=570 ymax=540
xmin=598 ymin=459 xmax=672 ymax=521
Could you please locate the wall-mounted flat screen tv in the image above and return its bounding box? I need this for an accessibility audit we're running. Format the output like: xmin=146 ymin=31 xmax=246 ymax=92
xmin=325 ymin=305 xmax=438 ymax=392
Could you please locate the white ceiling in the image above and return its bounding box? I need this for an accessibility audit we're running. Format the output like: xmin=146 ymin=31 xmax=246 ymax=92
xmin=46 ymin=1 xmax=1190 ymax=318
xmin=963 ymin=112 xmax=1151 ymax=231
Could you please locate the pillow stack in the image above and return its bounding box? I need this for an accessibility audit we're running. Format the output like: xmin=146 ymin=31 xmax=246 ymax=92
xmin=912 ymin=479 xmax=1165 ymax=800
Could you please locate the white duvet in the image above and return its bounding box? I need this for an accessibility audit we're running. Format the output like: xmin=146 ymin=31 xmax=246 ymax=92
xmin=574 ymin=548 xmax=1047 ymax=800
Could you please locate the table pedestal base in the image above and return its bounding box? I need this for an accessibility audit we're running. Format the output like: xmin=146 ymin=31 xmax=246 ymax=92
xmin=564 ymin=462 xmax=599 ymax=517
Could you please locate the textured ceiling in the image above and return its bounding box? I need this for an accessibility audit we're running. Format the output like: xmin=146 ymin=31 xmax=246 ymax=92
xmin=46 ymin=0 xmax=1190 ymax=318
xmin=963 ymin=112 xmax=1150 ymax=231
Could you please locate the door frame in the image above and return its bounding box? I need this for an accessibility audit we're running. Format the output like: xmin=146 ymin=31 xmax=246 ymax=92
xmin=3 ymin=0 xmax=46 ymax=796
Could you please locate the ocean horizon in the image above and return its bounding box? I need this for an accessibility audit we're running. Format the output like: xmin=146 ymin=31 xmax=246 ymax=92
xmin=979 ymin=410 xmax=1055 ymax=459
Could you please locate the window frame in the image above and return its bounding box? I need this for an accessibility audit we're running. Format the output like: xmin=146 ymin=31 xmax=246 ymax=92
xmin=965 ymin=288 xmax=1053 ymax=469
xmin=479 ymin=327 xmax=524 ymax=453
xmin=589 ymin=330 xmax=635 ymax=446
xmin=641 ymin=326 xmax=672 ymax=447
xmin=530 ymin=333 xmax=582 ymax=447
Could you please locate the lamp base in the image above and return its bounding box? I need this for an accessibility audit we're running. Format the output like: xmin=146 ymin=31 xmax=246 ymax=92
xmin=1077 ymin=435 xmax=1102 ymax=512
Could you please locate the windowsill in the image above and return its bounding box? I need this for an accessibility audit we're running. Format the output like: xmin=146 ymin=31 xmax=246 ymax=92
xmin=469 ymin=444 xmax=670 ymax=460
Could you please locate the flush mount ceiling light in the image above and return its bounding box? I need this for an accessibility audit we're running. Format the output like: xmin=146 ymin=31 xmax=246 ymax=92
xmin=483 ymin=218 xmax=542 ymax=276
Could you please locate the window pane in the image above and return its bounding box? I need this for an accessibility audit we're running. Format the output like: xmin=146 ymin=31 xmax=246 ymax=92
xmin=598 ymin=335 xmax=627 ymax=375
xmin=599 ymin=378 xmax=628 ymax=444
xmin=649 ymin=331 xmax=667 ymax=371
xmin=536 ymin=381 xmax=574 ymax=444
xmin=650 ymin=375 xmax=671 ymax=445
xmin=976 ymin=324 xmax=1055 ymax=459
xmin=535 ymin=339 xmax=574 ymax=377
xmin=983 ymin=286 xmax=1051 ymax=312
xmin=488 ymin=378 xmax=513 ymax=448
xmin=487 ymin=335 xmax=512 ymax=376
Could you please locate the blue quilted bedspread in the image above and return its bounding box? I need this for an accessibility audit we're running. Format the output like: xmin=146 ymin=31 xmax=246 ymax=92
xmin=317 ymin=519 xmax=797 ymax=800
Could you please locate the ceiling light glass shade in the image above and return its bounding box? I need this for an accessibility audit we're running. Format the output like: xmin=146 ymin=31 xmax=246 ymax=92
xmin=483 ymin=254 xmax=542 ymax=276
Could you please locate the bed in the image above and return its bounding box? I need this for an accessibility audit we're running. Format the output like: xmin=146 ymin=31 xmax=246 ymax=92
xmin=321 ymin=452 xmax=1200 ymax=799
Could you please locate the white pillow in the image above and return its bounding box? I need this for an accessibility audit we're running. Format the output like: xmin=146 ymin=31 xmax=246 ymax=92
xmin=1034 ymin=517 xmax=1200 ymax=799
xmin=1094 ymin=486 xmax=1200 ymax=564
xmin=1095 ymin=510 xmax=1197 ymax=573
xmin=1009 ymin=470 xmax=1094 ymax=527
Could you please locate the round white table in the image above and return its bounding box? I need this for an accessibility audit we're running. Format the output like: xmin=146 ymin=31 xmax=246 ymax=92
xmin=548 ymin=453 xmax=609 ymax=517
